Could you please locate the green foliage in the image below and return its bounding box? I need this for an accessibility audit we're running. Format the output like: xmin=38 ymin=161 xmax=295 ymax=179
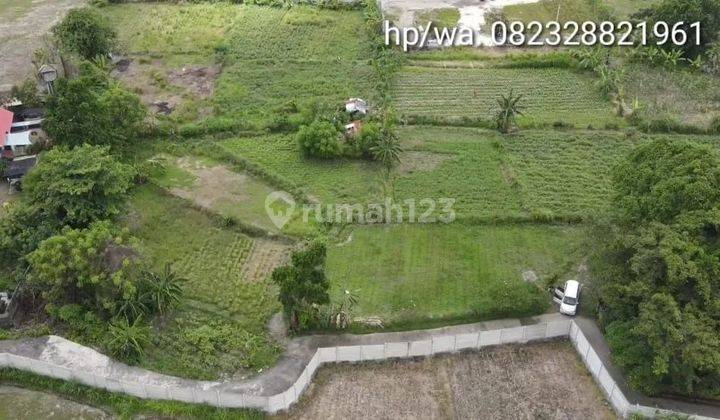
xmin=495 ymin=89 xmax=524 ymax=133
xmin=296 ymin=120 xmax=342 ymax=159
xmin=43 ymin=63 xmax=145 ymax=149
xmin=591 ymin=138 xmax=720 ymax=396
xmin=106 ymin=316 xmax=151 ymax=362
xmin=632 ymin=0 xmax=720 ymax=58
xmin=53 ymin=7 xmax=116 ymax=60
xmin=140 ymin=263 xmax=185 ymax=316
xmin=23 ymin=145 xmax=134 ymax=228
xmin=9 ymin=79 xmax=43 ymax=107
xmin=370 ymin=121 xmax=403 ymax=172
xmin=612 ymin=139 xmax=720 ymax=224
xmin=27 ymin=221 xmax=140 ymax=318
xmin=272 ymin=241 xmax=331 ymax=331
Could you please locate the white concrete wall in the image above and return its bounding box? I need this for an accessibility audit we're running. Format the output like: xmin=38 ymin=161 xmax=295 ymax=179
xmin=0 ymin=319 xmax=715 ymax=419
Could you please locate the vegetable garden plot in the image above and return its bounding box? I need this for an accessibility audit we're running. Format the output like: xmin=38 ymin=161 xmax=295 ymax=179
xmin=393 ymin=66 xmax=621 ymax=128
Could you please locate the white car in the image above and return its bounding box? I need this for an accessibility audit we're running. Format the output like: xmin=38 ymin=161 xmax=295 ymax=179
xmin=553 ymin=280 xmax=581 ymax=316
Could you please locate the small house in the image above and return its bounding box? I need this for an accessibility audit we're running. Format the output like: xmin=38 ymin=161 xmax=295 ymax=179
xmin=345 ymin=98 xmax=368 ymax=115
xmin=0 ymin=107 xmax=44 ymax=158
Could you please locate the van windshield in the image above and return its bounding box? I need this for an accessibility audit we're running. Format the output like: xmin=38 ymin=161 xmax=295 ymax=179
xmin=563 ymin=296 xmax=577 ymax=305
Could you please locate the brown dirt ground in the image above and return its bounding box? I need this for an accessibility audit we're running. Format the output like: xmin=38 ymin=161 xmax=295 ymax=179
xmin=113 ymin=58 xmax=218 ymax=116
xmin=241 ymin=239 xmax=291 ymax=283
xmin=279 ymin=341 xmax=616 ymax=420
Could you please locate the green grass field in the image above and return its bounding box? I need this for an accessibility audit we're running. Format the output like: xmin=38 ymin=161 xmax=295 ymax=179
xmin=214 ymin=6 xmax=375 ymax=127
xmin=101 ymin=3 xmax=241 ymax=64
xmin=126 ymin=186 xmax=281 ymax=379
xmin=327 ymin=224 xmax=583 ymax=327
xmin=393 ymin=66 xmax=622 ymax=128
xmin=220 ymin=135 xmax=384 ymax=205
xmin=395 ymin=127 xmax=633 ymax=219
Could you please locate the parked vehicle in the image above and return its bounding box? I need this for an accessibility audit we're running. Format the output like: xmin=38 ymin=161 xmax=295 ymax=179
xmin=553 ymin=280 xmax=581 ymax=316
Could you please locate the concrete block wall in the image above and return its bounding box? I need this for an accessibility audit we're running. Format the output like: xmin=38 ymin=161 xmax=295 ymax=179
xmin=0 ymin=319 xmax=715 ymax=419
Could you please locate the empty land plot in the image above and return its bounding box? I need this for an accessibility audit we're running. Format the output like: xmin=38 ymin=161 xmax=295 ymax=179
xmin=393 ymin=66 xmax=620 ymax=128
xmin=101 ymin=3 xmax=242 ymax=62
xmin=220 ymin=135 xmax=383 ymax=205
xmin=283 ymin=341 xmax=615 ymax=419
xmin=394 ymin=127 xmax=523 ymax=219
xmin=152 ymin=156 xmax=288 ymax=233
xmin=500 ymin=130 xmax=642 ymax=217
xmin=392 ymin=127 xmax=718 ymax=219
xmin=213 ymin=6 xmax=376 ymax=127
xmin=624 ymin=64 xmax=720 ymax=130
xmin=0 ymin=0 xmax=85 ymax=92
xmin=326 ymin=224 xmax=582 ymax=327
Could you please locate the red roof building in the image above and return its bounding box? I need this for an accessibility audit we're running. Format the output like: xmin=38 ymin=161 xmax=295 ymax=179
xmin=0 ymin=109 xmax=13 ymax=148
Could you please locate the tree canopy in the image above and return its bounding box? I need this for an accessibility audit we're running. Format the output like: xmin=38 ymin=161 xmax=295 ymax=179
xmin=53 ymin=7 xmax=116 ymax=60
xmin=633 ymin=0 xmax=720 ymax=58
xmin=590 ymin=138 xmax=720 ymax=396
xmin=272 ymin=241 xmax=330 ymax=331
xmin=23 ymin=144 xmax=134 ymax=228
xmin=43 ymin=63 xmax=145 ymax=149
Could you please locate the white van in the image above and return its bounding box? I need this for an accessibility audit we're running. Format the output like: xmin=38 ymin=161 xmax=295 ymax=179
xmin=553 ymin=280 xmax=581 ymax=316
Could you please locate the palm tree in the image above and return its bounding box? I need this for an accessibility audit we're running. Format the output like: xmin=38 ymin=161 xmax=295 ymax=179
xmin=141 ymin=263 xmax=185 ymax=316
xmin=495 ymin=89 xmax=524 ymax=134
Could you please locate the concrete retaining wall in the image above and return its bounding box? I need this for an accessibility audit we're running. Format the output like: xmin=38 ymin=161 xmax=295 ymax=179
xmin=0 ymin=319 xmax=715 ymax=419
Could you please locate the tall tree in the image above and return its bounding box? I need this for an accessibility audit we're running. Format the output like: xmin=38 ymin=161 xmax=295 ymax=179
xmin=53 ymin=7 xmax=116 ymax=60
xmin=271 ymin=242 xmax=330 ymax=331
xmin=590 ymin=138 xmax=720 ymax=396
xmin=43 ymin=64 xmax=145 ymax=149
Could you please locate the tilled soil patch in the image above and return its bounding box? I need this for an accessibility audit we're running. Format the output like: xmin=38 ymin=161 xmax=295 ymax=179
xmin=280 ymin=340 xmax=615 ymax=420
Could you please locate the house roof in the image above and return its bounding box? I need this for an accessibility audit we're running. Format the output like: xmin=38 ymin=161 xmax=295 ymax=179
xmin=0 ymin=109 xmax=13 ymax=148
xmin=3 ymin=155 xmax=37 ymax=179
xmin=6 ymin=131 xmax=32 ymax=147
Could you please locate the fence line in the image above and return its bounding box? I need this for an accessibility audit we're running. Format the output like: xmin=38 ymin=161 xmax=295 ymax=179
xmin=0 ymin=319 xmax=716 ymax=418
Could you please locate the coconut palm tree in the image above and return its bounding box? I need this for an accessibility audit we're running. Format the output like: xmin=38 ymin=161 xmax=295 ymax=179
xmin=495 ymin=89 xmax=524 ymax=134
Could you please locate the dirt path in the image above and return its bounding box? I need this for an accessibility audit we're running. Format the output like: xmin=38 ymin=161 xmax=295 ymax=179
xmin=0 ymin=0 xmax=85 ymax=93
xmin=281 ymin=341 xmax=616 ymax=420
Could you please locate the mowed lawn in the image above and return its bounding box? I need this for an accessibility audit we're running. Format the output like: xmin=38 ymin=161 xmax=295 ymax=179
xmin=326 ymin=224 xmax=583 ymax=327
xmin=393 ymin=66 xmax=622 ymax=128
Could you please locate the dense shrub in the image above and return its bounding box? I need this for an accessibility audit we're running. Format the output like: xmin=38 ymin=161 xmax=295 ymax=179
xmin=296 ymin=120 xmax=342 ymax=158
